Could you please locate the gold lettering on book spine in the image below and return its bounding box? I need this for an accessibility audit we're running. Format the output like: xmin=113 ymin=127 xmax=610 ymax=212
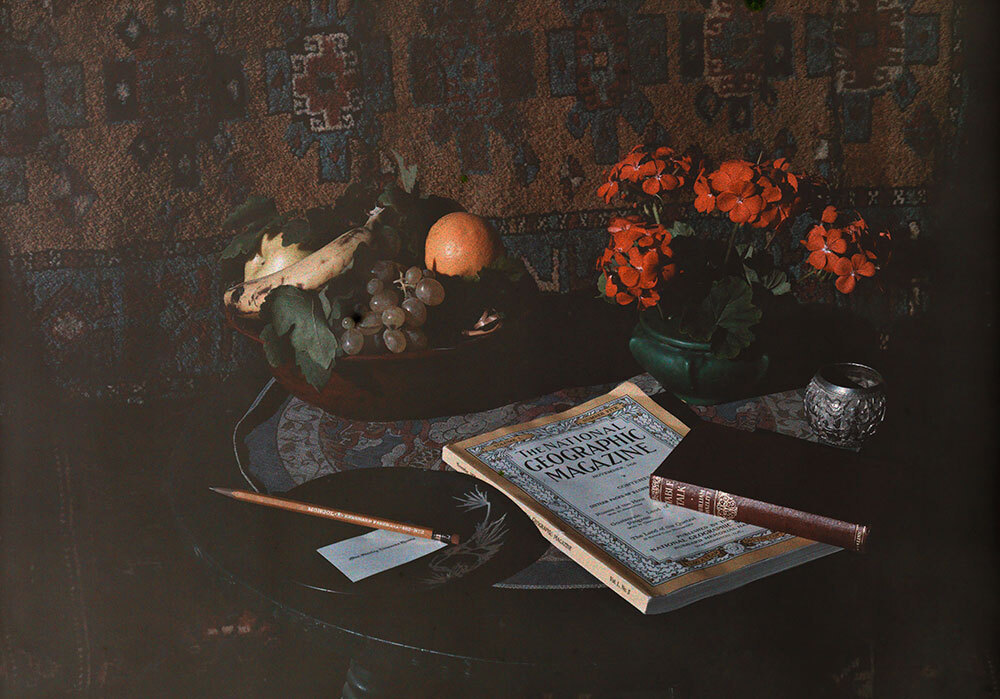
xmin=714 ymin=491 xmax=738 ymax=519
xmin=854 ymin=525 xmax=867 ymax=550
xmin=697 ymin=489 xmax=712 ymax=513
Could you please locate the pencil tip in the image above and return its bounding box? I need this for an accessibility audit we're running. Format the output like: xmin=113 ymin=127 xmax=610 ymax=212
xmin=209 ymin=487 xmax=229 ymax=495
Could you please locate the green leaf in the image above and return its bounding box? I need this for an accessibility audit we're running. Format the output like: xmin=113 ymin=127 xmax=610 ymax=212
xmin=597 ymin=272 xmax=608 ymax=297
xmin=748 ymin=268 xmax=791 ymax=296
xmin=318 ymin=289 xmax=333 ymax=322
xmin=488 ymin=254 xmax=527 ymax=282
xmin=219 ymin=210 xmax=289 ymax=261
xmin=708 ymin=277 xmax=761 ymax=358
xmin=219 ymin=225 xmax=266 ymax=260
xmin=275 ymin=217 xmax=313 ymax=246
xmin=260 ymin=323 xmax=293 ymax=368
xmin=223 ymin=196 xmax=276 ymax=231
xmin=259 ymin=286 xmax=339 ymax=389
xmin=259 ymin=211 xmax=295 ymax=237
xmin=318 ymin=285 xmax=349 ymax=323
xmin=669 ymin=221 xmax=696 ymax=238
xmin=391 ymin=150 xmax=419 ymax=194
xmin=377 ymin=183 xmax=399 ymax=209
xmin=681 ymin=276 xmax=761 ymax=359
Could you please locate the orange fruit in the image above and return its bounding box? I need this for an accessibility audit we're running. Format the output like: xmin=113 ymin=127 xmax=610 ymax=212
xmin=424 ymin=212 xmax=501 ymax=277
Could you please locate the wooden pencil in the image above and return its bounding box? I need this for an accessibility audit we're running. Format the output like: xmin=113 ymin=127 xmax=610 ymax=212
xmin=210 ymin=487 xmax=460 ymax=545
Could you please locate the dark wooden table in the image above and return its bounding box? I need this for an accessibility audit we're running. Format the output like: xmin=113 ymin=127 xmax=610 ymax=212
xmin=166 ymin=292 xmax=988 ymax=697
xmin=169 ymin=393 xmax=878 ymax=698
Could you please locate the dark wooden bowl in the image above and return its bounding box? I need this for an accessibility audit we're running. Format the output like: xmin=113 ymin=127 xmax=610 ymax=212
xmin=229 ymin=314 xmax=518 ymax=421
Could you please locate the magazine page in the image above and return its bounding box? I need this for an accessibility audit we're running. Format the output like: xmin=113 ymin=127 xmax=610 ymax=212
xmin=458 ymin=383 xmax=799 ymax=588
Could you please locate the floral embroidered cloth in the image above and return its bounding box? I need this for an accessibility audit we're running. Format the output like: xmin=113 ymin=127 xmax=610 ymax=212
xmin=236 ymin=375 xmax=812 ymax=589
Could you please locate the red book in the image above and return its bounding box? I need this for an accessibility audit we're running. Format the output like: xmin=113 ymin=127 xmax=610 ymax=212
xmin=648 ymin=420 xmax=873 ymax=552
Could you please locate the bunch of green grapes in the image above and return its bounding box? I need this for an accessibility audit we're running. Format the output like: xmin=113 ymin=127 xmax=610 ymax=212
xmin=339 ymin=260 xmax=446 ymax=355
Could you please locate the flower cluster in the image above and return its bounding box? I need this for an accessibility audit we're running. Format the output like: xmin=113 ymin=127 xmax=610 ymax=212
xmin=594 ymin=141 xmax=894 ymax=310
xmin=598 ymin=145 xmax=693 ymax=204
xmin=597 ymin=216 xmax=675 ymax=308
xmin=801 ymin=206 xmax=891 ymax=294
xmin=694 ymin=158 xmax=800 ymax=229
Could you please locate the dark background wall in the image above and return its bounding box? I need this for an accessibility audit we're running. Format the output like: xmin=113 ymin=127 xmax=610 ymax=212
xmin=1 ymin=0 xmax=964 ymax=401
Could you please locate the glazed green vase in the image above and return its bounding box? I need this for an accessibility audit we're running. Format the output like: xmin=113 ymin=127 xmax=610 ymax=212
xmin=629 ymin=312 xmax=769 ymax=405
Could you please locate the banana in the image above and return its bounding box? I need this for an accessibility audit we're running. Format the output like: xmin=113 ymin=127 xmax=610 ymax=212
xmin=224 ymin=207 xmax=385 ymax=319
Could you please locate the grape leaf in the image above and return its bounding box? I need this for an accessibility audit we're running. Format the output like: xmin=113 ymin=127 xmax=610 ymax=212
xmin=275 ymin=217 xmax=316 ymax=247
xmin=259 ymin=323 xmax=293 ymax=368
xmin=462 ymin=254 xmax=527 ymax=283
xmin=259 ymin=286 xmax=339 ymax=389
xmin=219 ymin=214 xmax=282 ymax=260
xmin=318 ymin=283 xmax=356 ymax=324
xmin=378 ymin=183 xmax=463 ymax=263
xmin=223 ymin=196 xmax=276 ymax=230
xmin=219 ymin=196 xmax=280 ymax=261
xmin=391 ymin=150 xmax=419 ymax=194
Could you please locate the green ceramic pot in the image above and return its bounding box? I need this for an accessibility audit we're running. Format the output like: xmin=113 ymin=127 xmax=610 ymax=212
xmin=629 ymin=311 xmax=769 ymax=405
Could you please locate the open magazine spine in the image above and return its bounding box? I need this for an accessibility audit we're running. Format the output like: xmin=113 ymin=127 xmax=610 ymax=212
xmin=442 ymin=446 xmax=654 ymax=614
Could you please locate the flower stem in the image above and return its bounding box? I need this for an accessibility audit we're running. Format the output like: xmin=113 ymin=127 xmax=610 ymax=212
xmin=723 ymin=222 xmax=740 ymax=267
xmin=652 ymin=202 xmax=662 ymax=226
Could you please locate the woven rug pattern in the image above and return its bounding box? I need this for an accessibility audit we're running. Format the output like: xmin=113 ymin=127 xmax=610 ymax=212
xmin=0 ymin=0 xmax=963 ymax=399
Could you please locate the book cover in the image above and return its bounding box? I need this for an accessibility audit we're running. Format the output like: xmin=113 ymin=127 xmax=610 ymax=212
xmin=648 ymin=422 xmax=873 ymax=551
xmin=443 ymin=381 xmax=838 ymax=614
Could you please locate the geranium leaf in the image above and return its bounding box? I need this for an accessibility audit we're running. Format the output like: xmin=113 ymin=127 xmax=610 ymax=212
xmin=681 ymin=277 xmax=761 ymax=358
xmin=670 ymin=221 xmax=696 ymax=237
xmin=709 ymin=276 xmax=760 ymax=331
xmin=706 ymin=276 xmax=762 ymax=358
xmin=260 ymin=286 xmax=339 ymax=389
xmin=754 ymin=269 xmax=791 ymax=296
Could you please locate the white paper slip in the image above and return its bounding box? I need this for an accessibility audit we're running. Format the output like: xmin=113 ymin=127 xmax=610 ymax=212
xmin=317 ymin=529 xmax=448 ymax=583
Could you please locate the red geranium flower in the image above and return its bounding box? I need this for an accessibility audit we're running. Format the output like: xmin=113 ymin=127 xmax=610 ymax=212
xmin=756 ymin=176 xmax=783 ymax=204
xmin=597 ymin=177 xmax=619 ymax=203
xmin=617 ymin=151 xmax=646 ymax=182
xmin=597 ymin=214 xmax=673 ymax=308
xmin=833 ymin=253 xmax=876 ymax=294
xmin=642 ymin=162 xmax=683 ymax=195
xmin=802 ymin=225 xmax=848 ymax=271
xmin=709 ymin=160 xmax=755 ymax=194
xmin=693 ymin=174 xmax=716 ymax=213
xmin=716 ymin=181 xmax=763 ymax=224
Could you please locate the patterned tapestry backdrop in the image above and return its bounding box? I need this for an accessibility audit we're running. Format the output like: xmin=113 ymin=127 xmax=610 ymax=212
xmin=2 ymin=0 xmax=964 ymax=400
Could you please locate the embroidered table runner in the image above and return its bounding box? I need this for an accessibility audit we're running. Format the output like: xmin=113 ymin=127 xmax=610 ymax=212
xmin=236 ymin=375 xmax=812 ymax=589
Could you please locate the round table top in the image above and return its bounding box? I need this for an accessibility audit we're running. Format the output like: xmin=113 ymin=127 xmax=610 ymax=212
xmin=169 ymin=389 xmax=874 ymax=678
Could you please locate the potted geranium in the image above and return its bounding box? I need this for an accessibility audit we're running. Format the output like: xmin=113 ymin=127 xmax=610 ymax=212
xmin=595 ymin=144 xmax=892 ymax=404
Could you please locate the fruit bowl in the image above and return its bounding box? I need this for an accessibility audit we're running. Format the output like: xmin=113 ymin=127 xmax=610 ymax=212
xmin=229 ymin=314 xmax=516 ymax=421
